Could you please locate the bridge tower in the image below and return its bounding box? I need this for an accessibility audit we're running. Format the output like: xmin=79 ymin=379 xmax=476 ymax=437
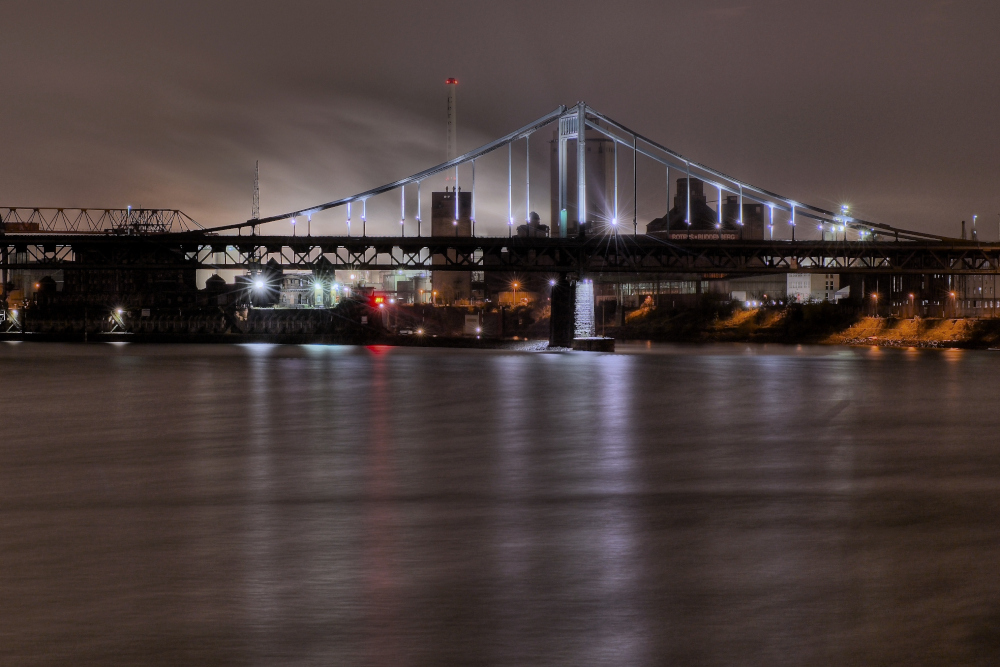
xmin=552 ymin=103 xmax=597 ymax=238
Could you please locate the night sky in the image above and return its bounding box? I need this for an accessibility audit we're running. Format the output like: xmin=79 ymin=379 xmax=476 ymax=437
xmin=2 ymin=1 xmax=998 ymax=237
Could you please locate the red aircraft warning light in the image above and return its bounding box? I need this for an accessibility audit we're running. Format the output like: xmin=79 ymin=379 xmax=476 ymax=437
xmin=446 ymin=78 xmax=458 ymax=85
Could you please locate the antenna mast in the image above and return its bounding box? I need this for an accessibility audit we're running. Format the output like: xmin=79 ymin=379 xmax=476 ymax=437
xmin=446 ymin=78 xmax=458 ymax=162
xmin=252 ymin=161 xmax=260 ymax=221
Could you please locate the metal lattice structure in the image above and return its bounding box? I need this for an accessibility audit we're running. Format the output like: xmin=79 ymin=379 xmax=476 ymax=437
xmin=4 ymin=234 xmax=1000 ymax=276
xmin=0 ymin=208 xmax=201 ymax=234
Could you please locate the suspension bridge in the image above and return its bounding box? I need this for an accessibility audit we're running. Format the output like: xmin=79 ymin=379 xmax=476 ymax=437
xmin=2 ymin=102 xmax=997 ymax=345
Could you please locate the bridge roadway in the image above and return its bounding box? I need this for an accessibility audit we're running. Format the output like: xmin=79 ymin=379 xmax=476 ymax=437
xmin=3 ymin=232 xmax=1000 ymax=276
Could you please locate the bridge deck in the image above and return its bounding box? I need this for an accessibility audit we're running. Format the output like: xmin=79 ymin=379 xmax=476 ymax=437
xmin=3 ymin=233 xmax=1000 ymax=275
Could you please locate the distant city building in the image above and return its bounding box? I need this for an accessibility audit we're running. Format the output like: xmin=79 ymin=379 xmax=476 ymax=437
xmin=787 ymin=273 xmax=841 ymax=303
xmin=726 ymin=274 xmax=788 ymax=303
xmin=647 ymin=178 xmax=763 ymax=240
xmin=516 ymin=211 xmax=549 ymax=238
xmin=380 ymin=269 xmax=431 ymax=304
xmin=280 ymin=274 xmax=314 ymax=307
xmin=722 ymin=195 xmax=765 ymax=240
xmin=430 ymin=189 xmax=472 ymax=304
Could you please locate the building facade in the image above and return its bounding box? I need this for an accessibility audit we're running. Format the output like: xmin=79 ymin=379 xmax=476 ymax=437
xmin=430 ymin=189 xmax=472 ymax=304
xmin=787 ymin=273 xmax=841 ymax=303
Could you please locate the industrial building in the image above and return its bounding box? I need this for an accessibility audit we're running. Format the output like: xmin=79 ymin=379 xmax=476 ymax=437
xmin=430 ymin=188 xmax=473 ymax=304
xmin=516 ymin=212 xmax=549 ymax=238
xmin=646 ymin=178 xmax=765 ymax=240
xmin=786 ymin=273 xmax=844 ymax=304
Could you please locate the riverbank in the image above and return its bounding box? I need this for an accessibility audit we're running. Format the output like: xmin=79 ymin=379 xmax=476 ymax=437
xmin=8 ymin=304 xmax=1000 ymax=350
xmin=612 ymin=303 xmax=1000 ymax=349
xmin=0 ymin=330 xmax=549 ymax=350
xmin=824 ymin=317 xmax=1000 ymax=348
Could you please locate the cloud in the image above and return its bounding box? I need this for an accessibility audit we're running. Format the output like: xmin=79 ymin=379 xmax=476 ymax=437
xmin=705 ymin=5 xmax=750 ymax=19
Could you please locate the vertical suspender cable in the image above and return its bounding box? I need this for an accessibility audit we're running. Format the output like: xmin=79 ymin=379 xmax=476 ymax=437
xmin=525 ymin=134 xmax=530 ymax=224
xmin=686 ymin=162 xmax=691 ymax=225
xmin=508 ymin=142 xmax=512 ymax=237
xmin=633 ymin=134 xmax=637 ymax=237
xmin=347 ymin=201 xmax=351 ymax=236
xmin=417 ymin=181 xmax=421 ymax=237
xmin=400 ymin=185 xmax=405 ymax=237
xmin=613 ymin=139 xmax=618 ymax=228
xmin=738 ymin=185 xmax=743 ymax=229
xmin=665 ymin=165 xmax=670 ymax=233
xmin=718 ymin=184 xmax=723 ymax=239
xmin=471 ymin=160 xmax=476 ymax=237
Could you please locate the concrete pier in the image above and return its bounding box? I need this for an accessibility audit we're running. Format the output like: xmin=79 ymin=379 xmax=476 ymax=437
xmin=549 ymin=274 xmax=575 ymax=347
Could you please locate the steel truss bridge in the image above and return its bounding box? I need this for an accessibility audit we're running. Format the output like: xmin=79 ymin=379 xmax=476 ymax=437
xmin=4 ymin=235 xmax=1000 ymax=276
xmin=0 ymin=207 xmax=201 ymax=235
xmin=1 ymin=102 xmax=994 ymax=280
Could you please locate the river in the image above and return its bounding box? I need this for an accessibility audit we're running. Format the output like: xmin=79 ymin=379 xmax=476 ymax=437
xmin=2 ymin=341 xmax=999 ymax=665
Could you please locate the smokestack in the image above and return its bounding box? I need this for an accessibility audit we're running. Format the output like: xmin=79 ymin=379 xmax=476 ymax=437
xmin=446 ymin=78 xmax=458 ymax=162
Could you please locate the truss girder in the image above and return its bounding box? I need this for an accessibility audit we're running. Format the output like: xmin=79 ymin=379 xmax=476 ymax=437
xmin=4 ymin=234 xmax=1000 ymax=276
xmin=0 ymin=208 xmax=202 ymax=234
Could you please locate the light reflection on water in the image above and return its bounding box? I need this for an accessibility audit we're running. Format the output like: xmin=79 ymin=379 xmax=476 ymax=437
xmin=2 ymin=342 xmax=1000 ymax=665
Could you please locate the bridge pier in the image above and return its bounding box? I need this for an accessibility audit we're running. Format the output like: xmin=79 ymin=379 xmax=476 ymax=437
xmin=549 ymin=274 xmax=575 ymax=348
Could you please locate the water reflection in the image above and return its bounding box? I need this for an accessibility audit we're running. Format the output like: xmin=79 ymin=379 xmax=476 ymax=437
xmin=2 ymin=343 xmax=1000 ymax=665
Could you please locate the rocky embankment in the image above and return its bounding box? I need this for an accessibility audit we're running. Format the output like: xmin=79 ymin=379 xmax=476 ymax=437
xmin=825 ymin=317 xmax=1000 ymax=348
xmin=613 ymin=302 xmax=1000 ymax=349
xmin=612 ymin=302 xmax=855 ymax=345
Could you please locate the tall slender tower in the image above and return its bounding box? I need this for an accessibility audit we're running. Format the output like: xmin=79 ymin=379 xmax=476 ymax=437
xmin=445 ymin=78 xmax=458 ymax=162
xmin=252 ymin=161 xmax=260 ymax=221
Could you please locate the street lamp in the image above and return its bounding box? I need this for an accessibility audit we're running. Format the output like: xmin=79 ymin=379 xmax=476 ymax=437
xmin=512 ymin=282 xmax=519 ymax=306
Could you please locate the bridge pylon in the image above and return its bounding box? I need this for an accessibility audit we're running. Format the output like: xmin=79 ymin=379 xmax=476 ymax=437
xmin=549 ymin=273 xmax=575 ymax=347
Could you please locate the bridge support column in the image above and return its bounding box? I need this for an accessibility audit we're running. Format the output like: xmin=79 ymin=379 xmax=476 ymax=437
xmin=0 ymin=239 xmax=6 ymax=311
xmin=0 ymin=222 xmax=6 ymax=312
xmin=549 ymin=274 xmax=575 ymax=348
xmin=576 ymin=103 xmax=587 ymax=232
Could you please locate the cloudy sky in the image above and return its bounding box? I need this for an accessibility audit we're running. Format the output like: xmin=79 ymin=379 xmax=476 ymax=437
xmin=1 ymin=0 xmax=998 ymax=237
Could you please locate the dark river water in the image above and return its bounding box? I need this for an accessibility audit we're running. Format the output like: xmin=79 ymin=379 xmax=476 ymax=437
xmin=3 ymin=341 xmax=1000 ymax=665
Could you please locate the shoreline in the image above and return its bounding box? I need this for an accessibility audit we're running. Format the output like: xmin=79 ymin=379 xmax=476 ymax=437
xmin=612 ymin=309 xmax=1000 ymax=350
xmin=0 ymin=330 xmax=551 ymax=350
xmin=5 ymin=312 xmax=999 ymax=351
